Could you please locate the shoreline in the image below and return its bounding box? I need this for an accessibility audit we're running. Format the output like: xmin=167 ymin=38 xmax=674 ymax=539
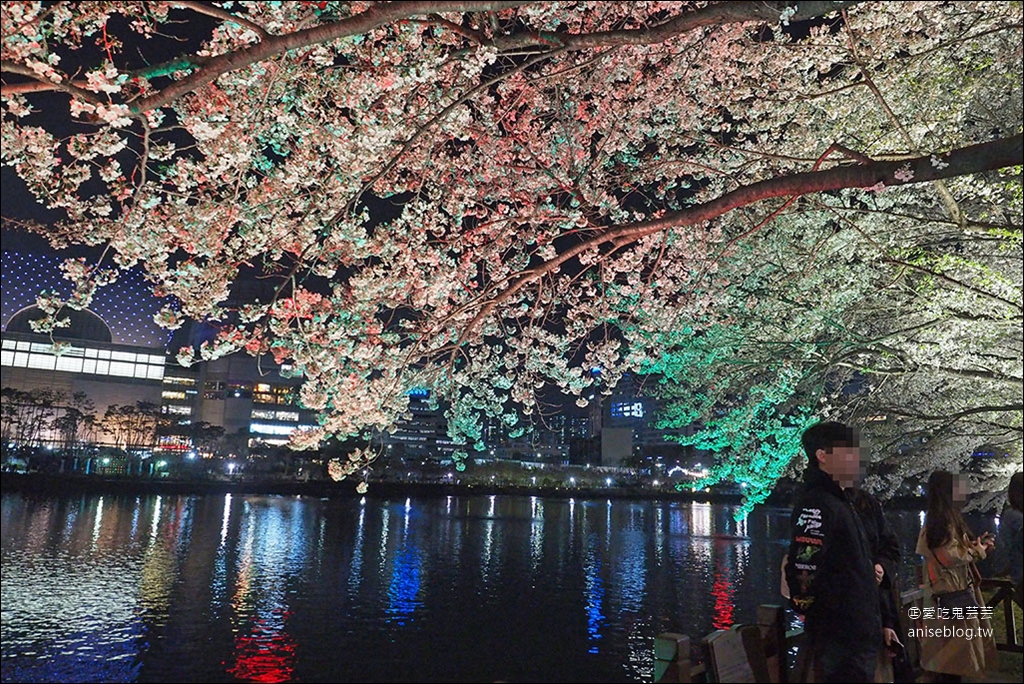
xmin=0 ymin=471 xmax=749 ymax=503
xmin=0 ymin=472 xmax=930 ymax=508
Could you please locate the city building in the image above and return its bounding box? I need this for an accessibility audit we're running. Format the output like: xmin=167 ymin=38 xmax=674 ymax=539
xmin=3 ymin=250 xmax=703 ymax=473
xmin=2 ymin=251 xmax=171 ymax=454
xmin=1 ymin=250 xmax=317 ymax=460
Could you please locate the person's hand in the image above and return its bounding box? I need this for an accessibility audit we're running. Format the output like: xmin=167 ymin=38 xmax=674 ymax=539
xmin=883 ymin=627 xmax=901 ymax=647
xmin=978 ymin=532 xmax=995 ymax=552
xmin=874 ymin=563 xmax=884 ymax=585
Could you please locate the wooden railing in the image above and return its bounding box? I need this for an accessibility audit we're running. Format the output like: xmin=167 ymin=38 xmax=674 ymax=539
xmin=655 ymin=578 xmax=1021 ymax=683
xmin=981 ymin=577 xmax=1021 ymax=654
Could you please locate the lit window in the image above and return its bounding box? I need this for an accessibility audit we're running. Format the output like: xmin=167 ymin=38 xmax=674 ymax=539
xmin=27 ymin=353 xmax=56 ymax=370
xmin=162 ymin=390 xmax=187 ymax=400
xmin=109 ymin=361 xmax=135 ymax=377
xmin=610 ymin=401 xmax=645 ymax=418
xmin=275 ymin=410 xmax=300 ymax=422
xmin=250 ymin=423 xmax=297 ymax=436
xmin=55 ymin=356 xmax=84 ymax=373
xmin=1 ymin=339 xmax=14 ymax=350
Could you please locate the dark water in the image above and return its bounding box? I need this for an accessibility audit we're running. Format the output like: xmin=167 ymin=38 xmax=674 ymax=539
xmin=0 ymin=491 xmax=992 ymax=683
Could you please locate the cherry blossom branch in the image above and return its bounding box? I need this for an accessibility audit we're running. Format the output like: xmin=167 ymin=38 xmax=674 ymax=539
xmin=0 ymin=60 xmax=105 ymax=104
xmin=408 ymin=14 xmax=486 ymax=44
xmin=841 ymin=8 xmax=966 ymax=227
xmin=170 ymin=1 xmax=271 ymax=40
xmin=458 ymin=134 xmax=1022 ymax=347
xmin=129 ymin=1 xmax=532 ymax=112
xmin=818 ymin=201 xmax=1022 ymax=312
xmin=884 ymin=404 xmax=1024 ymax=422
xmin=340 ymin=46 xmax=564 ymax=220
xmin=483 ymin=2 xmax=862 ymax=51
xmin=2 ymin=2 xmax=858 ymax=111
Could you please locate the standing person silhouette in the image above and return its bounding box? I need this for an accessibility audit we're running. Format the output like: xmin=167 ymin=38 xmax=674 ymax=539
xmin=786 ymin=421 xmax=881 ymax=682
xmin=993 ymin=471 xmax=1023 ymax=608
xmin=916 ymin=470 xmax=997 ymax=682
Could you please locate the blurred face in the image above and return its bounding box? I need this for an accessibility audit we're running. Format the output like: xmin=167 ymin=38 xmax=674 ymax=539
xmin=952 ymin=474 xmax=969 ymax=504
xmin=817 ymin=445 xmax=863 ymax=488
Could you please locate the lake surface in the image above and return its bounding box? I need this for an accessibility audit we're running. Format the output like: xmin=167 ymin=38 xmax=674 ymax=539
xmin=0 ymin=491 xmax=991 ymax=683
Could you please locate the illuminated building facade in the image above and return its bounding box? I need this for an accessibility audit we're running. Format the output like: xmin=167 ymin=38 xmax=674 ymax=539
xmin=597 ymin=373 xmax=703 ymax=467
xmin=373 ymin=389 xmax=458 ymax=462
xmin=1 ymin=250 xmax=317 ymax=454
xmin=2 ymin=252 xmax=171 ymax=449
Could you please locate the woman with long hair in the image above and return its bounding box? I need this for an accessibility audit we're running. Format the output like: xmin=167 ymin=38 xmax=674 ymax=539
xmin=916 ymin=470 xmax=996 ymax=682
xmin=994 ymin=471 xmax=1023 ymax=607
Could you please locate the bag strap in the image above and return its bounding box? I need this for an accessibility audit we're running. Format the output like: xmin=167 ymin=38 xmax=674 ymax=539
xmin=926 ymin=541 xmax=973 ymax=591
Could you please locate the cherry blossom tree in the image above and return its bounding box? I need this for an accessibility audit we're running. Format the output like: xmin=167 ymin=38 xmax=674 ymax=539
xmin=2 ymin=1 xmax=1020 ymax=491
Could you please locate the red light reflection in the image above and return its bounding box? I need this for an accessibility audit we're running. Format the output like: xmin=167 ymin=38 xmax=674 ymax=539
xmin=226 ymin=610 xmax=296 ymax=683
xmin=710 ymin=541 xmax=735 ymax=630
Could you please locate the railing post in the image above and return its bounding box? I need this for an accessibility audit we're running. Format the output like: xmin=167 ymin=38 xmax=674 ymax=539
xmin=757 ymin=605 xmax=787 ymax=683
xmin=1002 ymin=584 xmax=1019 ymax=651
xmin=981 ymin=578 xmax=1022 ymax=654
xmin=654 ymin=632 xmax=691 ymax=683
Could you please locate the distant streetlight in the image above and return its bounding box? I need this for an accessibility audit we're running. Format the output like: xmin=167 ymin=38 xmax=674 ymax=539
xmin=605 ymin=477 xmax=612 ymax=487
xmin=569 ymin=477 xmax=576 ymax=486
xmin=227 ymin=462 xmax=236 ymax=475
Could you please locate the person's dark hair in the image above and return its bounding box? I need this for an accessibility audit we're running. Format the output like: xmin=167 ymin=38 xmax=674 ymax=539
xmin=1009 ymin=472 xmax=1024 ymax=513
xmin=924 ymin=470 xmax=973 ymax=550
xmin=801 ymin=421 xmax=859 ymax=468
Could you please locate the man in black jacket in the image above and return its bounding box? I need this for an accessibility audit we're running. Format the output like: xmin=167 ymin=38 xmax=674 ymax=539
xmin=786 ymin=421 xmax=882 ymax=682
xmin=847 ymin=486 xmax=912 ymax=682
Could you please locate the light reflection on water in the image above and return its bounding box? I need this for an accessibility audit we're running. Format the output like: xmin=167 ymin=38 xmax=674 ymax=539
xmin=1 ymin=492 xmax=938 ymax=683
